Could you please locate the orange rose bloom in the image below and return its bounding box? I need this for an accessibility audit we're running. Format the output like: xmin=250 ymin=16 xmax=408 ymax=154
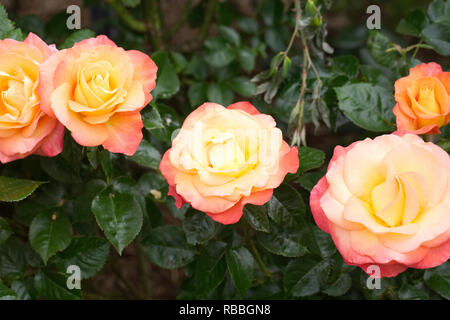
xmin=38 ymin=35 xmax=157 ymax=155
xmin=393 ymin=62 xmax=450 ymax=134
xmin=0 ymin=33 xmax=64 ymax=163
xmin=159 ymin=102 xmax=299 ymax=225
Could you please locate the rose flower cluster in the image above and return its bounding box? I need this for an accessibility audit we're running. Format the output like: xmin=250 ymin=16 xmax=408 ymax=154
xmin=161 ymin=63 xmax=449 ymax=278
xmin=1 ymin=32 xmax=448 ymax=279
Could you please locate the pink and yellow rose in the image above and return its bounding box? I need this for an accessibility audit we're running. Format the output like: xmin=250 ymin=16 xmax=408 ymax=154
xmin=159 ymin=101 xmax=299 ymax=224
xmin=38 ymin=35 xmax=157 ymax=156
xmin=310 ymin=133 xmax=450 ymax=277
xmin=0 ymin=33 xmax=64 ymax=163
xmin=393 ymin=62 xmax=450 ymax=134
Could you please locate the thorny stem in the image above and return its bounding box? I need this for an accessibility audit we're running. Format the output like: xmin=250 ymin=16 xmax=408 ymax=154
xmin=283 ymin=1 xmax=300 ymax=57
xmin=105 ymin=0 xmax=146 ymax=33
xmin=290 ymin=0 xmax=322 ymax=146
xmin=143 ymin=0 xmax=164 ymax=51
xmin=411 ymin=41 xmax=422 ymax=61
xmin=240 ymin=219 xmax=272 ymax=279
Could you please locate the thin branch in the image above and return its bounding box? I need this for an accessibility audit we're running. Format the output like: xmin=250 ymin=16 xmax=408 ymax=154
xmin=143 ymin=0 xmax=165 ymax=51
xmin=106 ymin=0 xmax=146 ymax=33
xmin=284 ymin=1 xmax=300 ymax=57
xmin=240 ymin=219 xmax=272 ymax=279
xmin=198 ymin=0 xmax=217 ymax=47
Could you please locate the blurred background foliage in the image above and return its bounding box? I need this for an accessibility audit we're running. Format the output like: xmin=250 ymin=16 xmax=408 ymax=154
xmin=0 ymin=0 xmax=448 ymax=300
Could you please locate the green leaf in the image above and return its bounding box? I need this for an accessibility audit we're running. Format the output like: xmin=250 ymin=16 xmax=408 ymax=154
xmin=361 ymin=65 xmax=392 ymax=90
xmin=305 ymin=226 xmax=337 ymax=259
xmin=0 ymin=4 xmax=22 ymax=40
xmin=34 ymin=271 xmax=80 ymax=300
xmin=61 ymin=29 xmax=96 ymax=49
xmin=427 ymin=0 xmax=450 ymax=23
xmin=16 ymin=15 xmax=45 ymax=39
xmin=182 ymin=211 xmax=217 ymax=246
xmin=298 ymin=146 xmax=325 ymax=174
xmin=226 ymin=247 xmax=255 ymax=295
xmin=323 ymin=273 xmax=352 ymax=297
xmin=207 ymin=82 xmax=234 ymax=106
xmin=284 ymin=256 xmax=321 ymax=297
xmin=188 ymin=82 xmax=207 ymax=107
xmin=0 ymin=238 xmax=27 ymax=278
xmin=264 ymin=26 xmax=289 ymax=52
xmin=11 ymin=279 xmax=34 ymax=300
xmin=296 ymin=171 xmax=324 ymax=192
xmin=40 ymin=155 xmax=82 ymax=184
xmin=185 ymin=54 xmax=209 ymax=80
xmin=129 ymin=140 xmax=162 ymax=170
xmin=142 ymin=107 xmax=165 ymax=131
xmin=137 ymin=172 xmax=168 ymax=201
xmin=229 ymin=77 xmax=256 ymax=97
xmin=237 ymin=17 xmax=259 ymax=34
xmin=205 ymin=46 xmax=236 ymax=68
xmin=367 ymin=31 xmax=399 ymax=67
xmin=396 ymin=9 xmax=429 ymax=37
xmin=258 ymin=224 xmax=308 ymax=257
xmin=170 ymin=51 xmax=188 ymax=73
xmin=0 ymin=176 xmax=44 ymax=202
xmin=91 ymin=186 xmax=143 ymax=254
xmin=237 ymin=47 xmax=256 ymax=73
xmin=421 ymin=22 xmax=450 ymax=56
xmin=147 ymin=103 xmax=181 ymax=142
xmin=218 ymin=25 xmax=241 ymax=46
xmin=194 ymin=241 xmax=227 ymax=296
xmin=398 ymin=283 xmax=429 ymax=300
xmin=0 ymin=217 xmax=12 ymax=247
xmin=56 ymin=236 xmax=110 ymax=279
xmin=437 ymin=139 xmax=450 ymax=152
xmin=67 ymin=179 xmax=106 ymax=224
xmin=331 ymin=55 xmax=359 ymax=79
xmin=244 ymin=205 xmax=270 ymax=233
xmin=261 ymin=0 xmax=284 ymax=26
xmin=151 ymin=51 xmax=180 ymax=99
xmin=267 ymin=184 xmax=305 ymax=227
xmin=335 ymin=83 xmax=396 ymax=132
xmin=29 ymin=212 xmax=73 ymax=264
xmin=424 ymin=263 xmax=450 ymax=299
xmin=0 ymin=281 xmax=17 ymax=300
xmin=123 ymin=0 xmax=141 ymax=8
xmin=142 ymin=225 xmax=196 ymax=269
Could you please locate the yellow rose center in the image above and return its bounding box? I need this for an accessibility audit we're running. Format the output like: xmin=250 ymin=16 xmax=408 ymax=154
xmin=206 ymin=132 xmax=246 ymax=170
xmin=0 ymin=60 xmax=39 ymax=132
xmin=418 ymin=85 xmax=440 ymax=114
xmin=74 ymin=60 xmax=123 ymax=110
xmin=371 ymin=173 xmax=421 ymax=227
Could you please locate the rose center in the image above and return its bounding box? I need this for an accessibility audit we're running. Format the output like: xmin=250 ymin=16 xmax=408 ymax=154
xmin=417 ymin=83 xmax=440 ymax=114
xmin=370 ymin=173 xmax=422 ymax=227
xmin=206 ymin=132 xmax=245 ymax=170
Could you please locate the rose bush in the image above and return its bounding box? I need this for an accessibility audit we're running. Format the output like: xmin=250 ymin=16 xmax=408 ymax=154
xmin=0 ymin=0 xmax=449 ymax=301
